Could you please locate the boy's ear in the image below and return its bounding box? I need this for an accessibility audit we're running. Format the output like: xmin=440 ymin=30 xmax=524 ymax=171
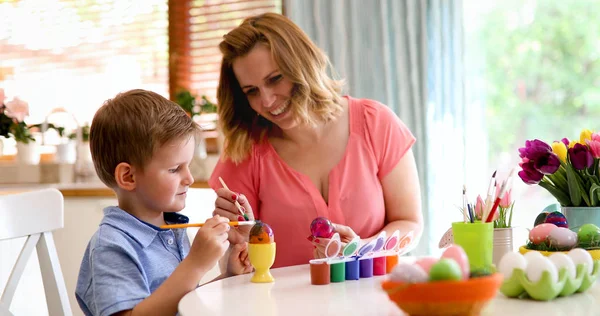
xmin=114 ymin=162 xmax=136 ymax=191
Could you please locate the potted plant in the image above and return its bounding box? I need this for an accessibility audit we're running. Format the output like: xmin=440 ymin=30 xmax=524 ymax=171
xmin=1 ymin=96 xmax=38 ymax=164
xmin=471 ymin=177 xmax=516 ymax=267
xmin=174 ymin=88 xmax=219 ymax=154
xmin=174 ymin=89 xmax=217 ymax=118
xmin=517 ymin=129 xmax=600 ymax=231
xmin=0 ymin=89 xmax=10 ymax=155
xmin=35 ymin=122 xmax=75 ymax=164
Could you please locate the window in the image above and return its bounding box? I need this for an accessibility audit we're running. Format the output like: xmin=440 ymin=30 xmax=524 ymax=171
xmin=0 ymin=0 xmax=282 ymax=155
xmin=0 ymin=0 xmax=169 ymax=152
xmin=169 ymin=0 xmax=282 ymax=102
xmin=463 ymin=0 xmax=600 ymax=232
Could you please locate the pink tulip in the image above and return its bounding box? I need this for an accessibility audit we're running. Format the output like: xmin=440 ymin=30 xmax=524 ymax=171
xmin=5 ymin=97 xmax=29 ymax=122
xmin=475 ymin=195 xmax=486 ymax=220
xmin=0 ymin=88 xmax=5 ymax=103
xmin=588 ymin=133 xmax=600 ymax=158
xmin=497 ymin=187 xmax=512 ymax=209
xmin=587 ymin=139 xmax=600 ymax=158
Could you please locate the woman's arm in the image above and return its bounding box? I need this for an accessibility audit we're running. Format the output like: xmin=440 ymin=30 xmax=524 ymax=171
xmin=373 ymin=148 xmax=424 ymax=250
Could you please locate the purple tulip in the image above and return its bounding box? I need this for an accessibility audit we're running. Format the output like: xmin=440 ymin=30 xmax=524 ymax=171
xmin=561 ymin=138 xmax=570 ymax=146
xmin=533 ymin=152 xmax=561 ymax=174
xmin=568 ymin=143 xmax=593 ymax=170
xmin=518 ymin=139 xmax=552 ymax=161
xmin=518 ymin=139 xmax=560 ymax=175
xmin=518 ymin=159 xmax=544 ymax=184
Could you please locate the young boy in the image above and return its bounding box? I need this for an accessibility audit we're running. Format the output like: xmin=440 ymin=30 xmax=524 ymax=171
xmin=75 ymin=89 xmax=252 ymax=316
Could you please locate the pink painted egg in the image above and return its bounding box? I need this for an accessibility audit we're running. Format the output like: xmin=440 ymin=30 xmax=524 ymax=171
xmin=529 ymin=223 xmax=558 ymax=245
xmin=441 ymin=245 xmax=470 ymax=279
xmin=414 ymin=256 xmax=439 ymax=274
xmin=547 ymin=227 xmax=578 ymax=249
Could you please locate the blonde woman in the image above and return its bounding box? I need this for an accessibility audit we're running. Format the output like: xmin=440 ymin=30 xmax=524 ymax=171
xmin=210 ymin=13 xmax=423 ymax=268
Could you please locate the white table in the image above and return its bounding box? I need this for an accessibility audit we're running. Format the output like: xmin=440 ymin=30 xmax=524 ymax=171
xmin=179 ymin=264 xmax=600 ymax=316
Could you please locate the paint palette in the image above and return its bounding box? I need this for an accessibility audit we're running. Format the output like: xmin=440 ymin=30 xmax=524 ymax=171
xmin=309 ymin=229 xmax=415 ymax=285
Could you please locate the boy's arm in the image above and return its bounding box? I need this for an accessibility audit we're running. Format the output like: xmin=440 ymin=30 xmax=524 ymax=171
xmin=113 ymin=258 xmax=209 ymax=316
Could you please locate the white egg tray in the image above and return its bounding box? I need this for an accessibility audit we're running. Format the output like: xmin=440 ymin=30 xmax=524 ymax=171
xmin=500 ymin=260 xmax=600 ymax=301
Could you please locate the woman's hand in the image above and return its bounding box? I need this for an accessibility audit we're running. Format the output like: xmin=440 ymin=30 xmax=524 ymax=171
xmin=213 ymin=188 xmax=255 ymax=245
xmin=307 ymin=223 xmax=358 ymax=259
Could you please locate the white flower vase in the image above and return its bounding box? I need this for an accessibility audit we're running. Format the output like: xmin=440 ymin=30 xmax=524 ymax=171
xmin=16 ymin=142 xmax=40 ymax=165
xmin=55 ymin=142 xmax=76 ymax=164
xmin=493 ymin=227 xmax=514 ymax=267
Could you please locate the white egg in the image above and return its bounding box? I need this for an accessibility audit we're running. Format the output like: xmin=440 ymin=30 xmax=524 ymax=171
xmin=390 ymin=262 xmax=429 ymax=283
xmin=548 ymin=253 xmax=576 ymax=279
xmin=523 ymin=251 xmax=544 ymax=262
xmin=568 ymin=248 xmax=594 ymax=275
xmin=525 ymin=256 xmax=558 ymax=283
xmin=498 ymin=252 xmax=527 ymax=279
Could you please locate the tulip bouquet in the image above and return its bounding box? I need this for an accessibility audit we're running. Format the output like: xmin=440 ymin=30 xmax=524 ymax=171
xmin=518 ymin=129 xmax=600 ymax=207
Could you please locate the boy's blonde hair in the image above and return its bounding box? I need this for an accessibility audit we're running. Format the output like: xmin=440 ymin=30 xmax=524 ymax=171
xmin=90 ymin=89 xmax=199 ymax=188
xmin=217 ymin=13 xmax=344 ymax=164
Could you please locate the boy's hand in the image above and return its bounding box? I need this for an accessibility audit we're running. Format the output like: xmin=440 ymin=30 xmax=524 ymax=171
xmin=187 ymin=215 xmax=230 ymax=272
xmin=213 ymin=188 xmax=255 ymax=245
xmin=226 ymin=242 xmax=253 ymax=276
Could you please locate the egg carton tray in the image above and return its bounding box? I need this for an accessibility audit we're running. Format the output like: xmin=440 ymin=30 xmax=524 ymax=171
xmin=500 ymin=260 xmax=600 ymax=301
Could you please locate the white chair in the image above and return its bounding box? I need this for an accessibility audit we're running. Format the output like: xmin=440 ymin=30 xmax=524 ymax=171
xmin=0 ymin=188 xmax=72 ymax=316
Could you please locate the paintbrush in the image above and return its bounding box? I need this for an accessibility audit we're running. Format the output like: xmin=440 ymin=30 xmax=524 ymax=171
xmin=462 ymin=185 xmax=468 ymax=223
xmin=218 ymin=176 xmax=247 ymax=220
xmin=160 ymin=221 xmax=256 ymax=229
xmin=485 ymin=168 xmax=516 ymax=223
xmin=482 ymin=170 xmax=497 ymax=222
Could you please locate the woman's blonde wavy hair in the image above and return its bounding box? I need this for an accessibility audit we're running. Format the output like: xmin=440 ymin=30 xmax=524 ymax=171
xmin=217 ymin=13 xmax=344 ymax=164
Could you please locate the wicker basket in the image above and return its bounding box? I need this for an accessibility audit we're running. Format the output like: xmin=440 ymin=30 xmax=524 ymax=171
xmin=381 ymin=273 xmax=503 ymax=316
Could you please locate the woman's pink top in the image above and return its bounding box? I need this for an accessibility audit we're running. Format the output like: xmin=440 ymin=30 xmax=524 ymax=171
xmin=208 ymin=96 xmax=416 ymax=268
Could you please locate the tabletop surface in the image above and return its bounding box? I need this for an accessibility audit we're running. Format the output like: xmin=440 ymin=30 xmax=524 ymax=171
xmin=179 ymin=263 xmax=600 ymax=316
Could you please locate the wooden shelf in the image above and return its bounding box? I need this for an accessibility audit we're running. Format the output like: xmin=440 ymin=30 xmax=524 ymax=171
xmin=0 ymin=181 xmax=210 ymax=197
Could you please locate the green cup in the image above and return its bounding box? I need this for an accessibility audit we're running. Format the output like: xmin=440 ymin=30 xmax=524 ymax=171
xmin=330 ymin=262 xmax=346 ymax=283
xmin=451 ymin=221 xmax=493 ymax=273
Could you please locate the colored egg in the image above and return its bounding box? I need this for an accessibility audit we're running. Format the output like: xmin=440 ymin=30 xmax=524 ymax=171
xmin=525 ymin=256 xmax=558 ymax=283
xmin=547 ymin=227 xmax=578 ymax=249
xmin=310 ymin=217 xmax=335 ymax=238
xmin=249 ymin=221 xmax=274 ymax=244
xmin=529 ymin=223 xmax=557 ymax=245
xmin=429 ymin=259 xmax=462 ymax=282
xmin=577 ymin=224 xmax=600 ymax=245
xmin=568 ymin=248 xmax=594 ymax=275
xmin=441 ymin=245 xmax=470 ymax=279
xmin=498 ymin=252 xmax=527 ymax=279
xmin=534 ymin=211 xmax=550 ymax=227
xmin=543 ymin=211 xmax=568 ymax=228
xmin=414 ymin=256 xmax=438 ymax=274
xmin=389 ymin=263 xmax=429 ymax=283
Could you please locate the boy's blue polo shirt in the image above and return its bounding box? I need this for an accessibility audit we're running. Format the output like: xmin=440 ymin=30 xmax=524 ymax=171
xmin=75 ymin=206 xmax=190 ymax=316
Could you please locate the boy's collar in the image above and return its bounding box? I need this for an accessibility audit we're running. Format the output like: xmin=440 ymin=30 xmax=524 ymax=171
xmin=101 ymin=206 xmax=189 ymax=248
